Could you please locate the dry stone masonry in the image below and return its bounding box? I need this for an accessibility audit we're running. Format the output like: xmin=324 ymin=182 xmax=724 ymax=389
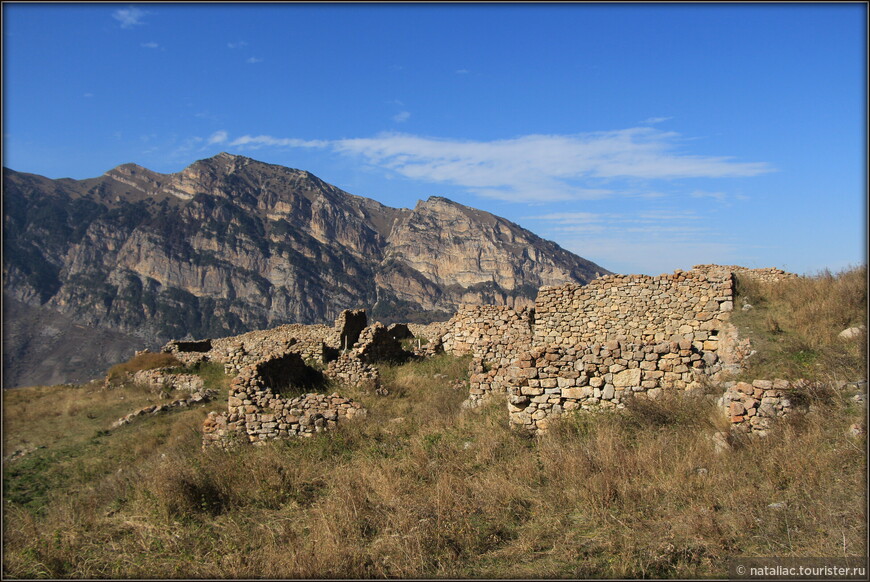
xmin=202 ymin=352 xmax=366 ymax=448
xmin=193 ymin=311 xmax=409 ymax=448
xmin=452 ymin=265 xmax=804 ymax=436
xmin=500 ymin=340 xmax=720 ymax=431
xmin=158 ymin=264 xmax=807 ymax=447
xmin=533 ymin=267 xmax=735 ymax=347
xmin=694 ymin=264 xmax=799 ymax=285
xmin=441 ymin=305 xmax=534 ymax=366
xmin=112 ymin=390 xmax=216 ymax=429
xmin=129 ymin=368 xmax=205 ymax=394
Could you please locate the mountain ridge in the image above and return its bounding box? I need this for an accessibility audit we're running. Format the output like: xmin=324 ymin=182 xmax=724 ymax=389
xmin=3 ymin=153 xmax=611 ymax=387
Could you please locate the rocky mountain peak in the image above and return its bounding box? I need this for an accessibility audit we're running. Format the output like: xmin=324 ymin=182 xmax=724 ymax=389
xmin=3 ymin=155 xmax=611 ymax=387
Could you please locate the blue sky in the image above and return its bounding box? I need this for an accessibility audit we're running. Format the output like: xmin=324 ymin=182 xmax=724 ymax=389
xmin=3 ymin=2 xmax=867 ymax=276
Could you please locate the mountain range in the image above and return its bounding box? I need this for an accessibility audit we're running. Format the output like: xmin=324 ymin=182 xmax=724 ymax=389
xmin=3 ymin=152 xmax=610 ymax=387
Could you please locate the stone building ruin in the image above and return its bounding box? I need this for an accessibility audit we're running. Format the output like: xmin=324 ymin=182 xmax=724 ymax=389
xmin=158 ymin=265 xmax=803 ymax=447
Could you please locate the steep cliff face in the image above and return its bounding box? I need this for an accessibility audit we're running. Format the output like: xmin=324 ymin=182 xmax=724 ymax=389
xmin=3 ymin=153 xmax=610 ymax=387
xmin=379 ymin=196 xmax=606 ymax=311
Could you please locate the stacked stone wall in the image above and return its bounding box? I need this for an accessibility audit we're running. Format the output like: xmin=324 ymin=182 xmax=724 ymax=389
xmin=494 ymin=341 xmax=716 ymax=432
xmin=461 ymin=265 xmax=804 ymax=437
xmin=534 ymin=268 xmax=734 ymax=348
xmin=694 ymin=264 xmax=799 ymax=285
xmin=130 ymin=368 xmax=205 ymax=394
xmin=323 ymin=322 xmax=410 ymax=390
xmin=441 ymin=305 xmax=534 ymax=366
xmin=202 ymin=353 xmax=365 ymax=448
xmin=162 ymin=309 xmax=373 ymax=374
xmin=335 ymin=309 xmax=368 ymax=350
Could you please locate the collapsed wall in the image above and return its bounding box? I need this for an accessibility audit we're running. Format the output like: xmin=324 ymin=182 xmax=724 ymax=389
xmin=694 ymin=264 xmax=799 ymax=285
xmin=188 ymin=264 xmax=803 ymax=445
xmin=199 ymin=311 xmax=410 ymax=448
xmin=162 ymin=309 xmax=374 ymax=373
xmin=202 ymin=352 xmax=366 ymax=448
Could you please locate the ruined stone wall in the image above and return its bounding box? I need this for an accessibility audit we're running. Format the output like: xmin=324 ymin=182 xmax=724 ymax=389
xmin=202 ymin=352 xmax=365 ymax=448
xmin=130 ymin=368 xmax=205 ymax=393
xmin=719 ymin=379 xmax=800 ymax=436
xmin=694 ymin=264 xmax=799 ymax=285
xmin=534 ymin=268 xmax=735 ymax=349
xmin=162 ymin=309 xmax=375 ymax=374
xmin=210 ymin=325 xmax=333 ymax=372
xmin=407 ymin=321 xmax=451 ymax=343
xmin=481 ymin=340 xmax=714 ymax=431
xmin=334 ymin=309 xmax=367 ymax=351
xmin=461 ymin=265 xmax=800 ymax=436
xmin=323 ymin=322 xmax=410 ymax=391
xmin=441 ymin=305 xmax=534 ymax=366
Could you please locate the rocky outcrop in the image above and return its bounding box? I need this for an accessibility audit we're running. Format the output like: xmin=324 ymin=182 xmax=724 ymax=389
xmin=3 ymin=153 xmax=609 ymax=387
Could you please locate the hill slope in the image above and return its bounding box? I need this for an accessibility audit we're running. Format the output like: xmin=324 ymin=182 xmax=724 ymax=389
xmin=3 ymin=153 xmax=609 ymax=386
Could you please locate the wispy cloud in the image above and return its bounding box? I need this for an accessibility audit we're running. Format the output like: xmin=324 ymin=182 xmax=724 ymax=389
xmin=642 ymin=116 xmax=672 ymax=124
xmin=528 ymin=209 xmax=733 ymax=274
xmin=208 ymin=128 xmax=774 ymax=203
xmin=455 ymin=68 xmax=470 ymax=74
xmin=207 ymin=130 xmax=229 ymax=145
xmin=392 ymin=111 xmax=411 ymax=123
xmin=141 ymin=41 xmax=159 ymax=49
xmin=83 ymin=92 xmax=94 ymax=98
xmin=327 ymin=129 xmax=773 ymax=201
xmin=246 ymin=57 xmax=263 ymax=64
xmin=227 ymin=41 xmax=248 ymax=49
xmin=228 ymin=135 xmax=329 ymax=148
xmin=113 ymin=7 xmax=148 ymax=29
xmin=690 ymin=189 xmax=728 ymax=201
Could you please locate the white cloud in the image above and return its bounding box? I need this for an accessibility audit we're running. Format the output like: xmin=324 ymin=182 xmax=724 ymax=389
xmin=207 ymin=130 xmax=228 ymax=145
xmin=392 ymin=111 xmax=411 ymax=123
xmin=228 ymin=135 xmax=329 ymax=149
xmin=642 ymin=116 xmax=673 ymax=124
xmin=83 ymin=92 xmax=94 ymax=98
xmin=246 ymin=57 xmax=263 ymax=64
xmin=228 ymin=41 xmax=248 ymax=49
xmin=690 ymin=189 xmax=728 ymax=201
xmin=141 ymin=41 xmax=159 ymax=49
xmin=326 ymin=129 xmax=772 ymax=201
xmin=113 ymin=7 xmax=147 ymax=29
xmin=455 ymin=68 xmax=470 ymax=74
xmin=207 ymin=128 xmax=773 ymax=203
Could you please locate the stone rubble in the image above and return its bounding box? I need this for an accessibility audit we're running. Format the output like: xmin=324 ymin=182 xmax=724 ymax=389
xmin=111 ymin=389 xmax=216 ymax=429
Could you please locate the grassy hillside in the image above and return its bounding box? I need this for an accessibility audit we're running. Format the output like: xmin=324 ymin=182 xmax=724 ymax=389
xmin=2 ymin=267 xmax=866 ymax=578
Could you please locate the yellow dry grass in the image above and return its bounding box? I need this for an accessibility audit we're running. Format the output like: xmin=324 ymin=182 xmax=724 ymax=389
xmin=3 ymin=267 xmax=866 ymax=578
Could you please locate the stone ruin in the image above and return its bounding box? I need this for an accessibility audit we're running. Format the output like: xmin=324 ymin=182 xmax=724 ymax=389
xmin=158 ymin=308 xmax=412 ymax=447
xmin=448 ymin=265 xmax=803 ymax=434
xmin=154 ymin=265 xmax=816 ymax=447
xmin=202 ymin=352 xmax=366 ymax=447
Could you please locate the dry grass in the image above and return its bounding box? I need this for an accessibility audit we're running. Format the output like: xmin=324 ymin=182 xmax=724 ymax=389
xmin=105 ymin=352 xmax=184 ymax=385
xmin=3 ymin=268 xmax=866 ymax=578
xmin=731 ymin=265 xmax=866 ymax=383
xmin=4 ymin=355 xmax=865 ymax=578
